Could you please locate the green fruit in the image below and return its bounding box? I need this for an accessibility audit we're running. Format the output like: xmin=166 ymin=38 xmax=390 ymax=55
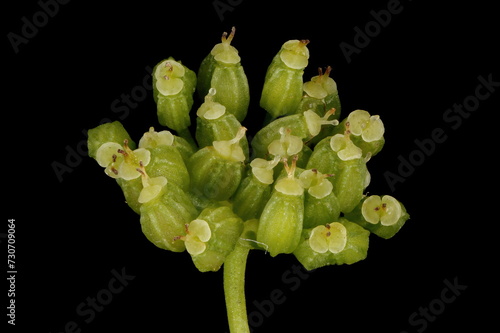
xmin=153 ymin=58 xmax=197 ymax=132
xmin=297 ymin=67 xmax=341 ymax=145
xmin=139 ymin=181 xmax=198 ymax=252
xmin=145 ymin=146 xmax=190 ymax=192
xmin=176 ymin=203 xmax=244 ymax=272
xmin=251 ymin=109 xmax=338 ymax=159
xmin=294 ymin=218 xmax=370 ymax=270
xmin=87 ymin=121 xmax=135 ymax=159
xmin=329 ymin=133 xmax=369 ymax=213
xmin=232 ymin=157 xmax=280 ymax=220
xmin=308 ymin=131 xmax=369 ymax=214
xmin=188 ymin=128 xmax=247 ymax=202
xmin=136 ymin=127 xmax=191 ymax=192
xmin=197 ymin=27 xmax=250 ymax=122
xmin=305 ymin=135 xmax=340 ymax=175
xmin=256 ymin=157 xmax=304 ymax=257
xmin=333 ymin=157 xmax=368 ymax=214
xmin=344 ymin=195 xmax=410 ymax=239
xmin=260 ymin=40 xmax=310 ymax=119
xmin=195 ymin=88 xmax=249 ymax=160
xmin=297 ymin=66 xmax=341 ymax=118
xmin=172 ymin=135 xmax=197 ymax=164
xmin=299 ymin=169 xmax=340 ymax=228
xmin=116 ymin=177 xmax=142 ymax=214
xmin=333 ymin=110 xmax=385 ymax=157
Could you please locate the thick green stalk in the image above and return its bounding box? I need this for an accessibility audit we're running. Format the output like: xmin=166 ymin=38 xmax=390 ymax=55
xmin=224 ymin=244 xmax=250 ymax=333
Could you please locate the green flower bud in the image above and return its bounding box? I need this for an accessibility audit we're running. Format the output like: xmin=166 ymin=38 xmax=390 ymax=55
xmin=333 ymin=110 xmax=385 ymax=157
xmin=139 ymin=179 xmax=198 ymax=252
xmin=299 ymin=169 xmax=340 ymax=228
xmin=197 ymin=27 xmax=250 ymax=122
xmin=344 ymin=195 xmax=410 ymax=239
xmin=251 ymin=109 xmax=338 ymax=159
xmin=195 ymin=88 xmax=249 ymax=160
xmin=257 ymin=157 xmax=304 ymax=257
xmin=153 ymin=58 xmax=197 ymax=132
xmin=260 ymin=39 xmax=310 ymax=119
xmin=87 ymin=121 xmax=135 ymax=160
xmin=174 ymin=203 xmax=244 ymax=272
xmin=188 ymin=127 xmax=246 ymax=202
xmin=293 ymin=218 xmax=370 ymax=271
xmin=232 ymin=156 xmax=280 ymax=220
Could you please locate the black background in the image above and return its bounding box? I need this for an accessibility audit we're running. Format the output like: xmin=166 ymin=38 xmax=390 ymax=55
xmin=4 ymin=0 xmax=498 ymax=332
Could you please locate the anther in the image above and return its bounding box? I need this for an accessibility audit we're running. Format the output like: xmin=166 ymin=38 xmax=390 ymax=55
xmin=136 ymin=167 xmax=145 ymax=176
xmin=324 ymin=66 xmax=332 ymax=77
xmin=223 ymin=26 xmax=236 ymax=43
xmin=325 ymin=108 xmax=336 ymax=118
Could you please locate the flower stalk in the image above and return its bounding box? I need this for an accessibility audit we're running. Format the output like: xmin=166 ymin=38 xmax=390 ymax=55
xmin=224 ymin=244 xmax=250 ymax=333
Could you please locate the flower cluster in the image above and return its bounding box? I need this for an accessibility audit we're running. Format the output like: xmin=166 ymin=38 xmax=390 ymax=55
xmin=87 ymin=27 xmax=410 ymax=332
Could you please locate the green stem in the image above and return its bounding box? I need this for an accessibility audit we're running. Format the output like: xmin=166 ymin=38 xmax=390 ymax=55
xmin=224 ymin=244 xmax=250 ymax=333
